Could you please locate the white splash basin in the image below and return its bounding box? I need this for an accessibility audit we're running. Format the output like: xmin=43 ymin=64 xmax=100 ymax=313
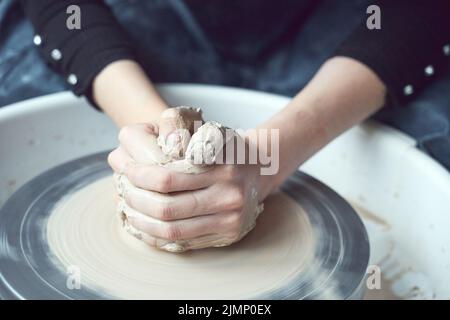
xmin=1 ymin=84 xmax=449 ymax=299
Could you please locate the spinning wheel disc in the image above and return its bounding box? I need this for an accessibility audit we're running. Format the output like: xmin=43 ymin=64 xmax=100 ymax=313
xmin=0 ymin=152 xmax=369 ymax=299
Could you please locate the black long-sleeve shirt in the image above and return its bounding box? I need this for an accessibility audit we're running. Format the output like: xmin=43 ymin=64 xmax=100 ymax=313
xmin=20 ymin=0 xmax=450 ymax=108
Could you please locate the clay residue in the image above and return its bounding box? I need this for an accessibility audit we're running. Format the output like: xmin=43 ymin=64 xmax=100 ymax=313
xmin=351 ymin=203 xmax=391 ymax=230
xmin=351 ymin=203 xmax=435 ymax=300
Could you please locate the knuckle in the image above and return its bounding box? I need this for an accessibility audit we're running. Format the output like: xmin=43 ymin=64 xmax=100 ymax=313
xmin=224 ymin=165 xmax=238 ymax=179
xmin=156 ymin=203 xmax=174 ymax=221
xmin=226 ymin=212 xmax=242 ymax=230
xmin=228 ymin=187 xmax=245 ymax=209
xmin=163 ymin=224 xmax=182 ymax=241
xmin=155 ymin=171 xmax=173 ymax=193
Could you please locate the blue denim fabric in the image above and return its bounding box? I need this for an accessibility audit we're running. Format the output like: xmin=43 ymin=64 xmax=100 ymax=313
xmin=1 ymin=0 xmax=449 ymax=170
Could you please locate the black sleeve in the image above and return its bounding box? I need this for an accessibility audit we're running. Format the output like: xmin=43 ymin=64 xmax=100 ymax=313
xmin=335 ymin=0 xmax=450 ymax=107
xmin=20 ymin=0 xmax=136 ymax=109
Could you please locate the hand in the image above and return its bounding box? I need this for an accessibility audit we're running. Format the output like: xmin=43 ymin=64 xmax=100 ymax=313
xmin=108 ymin=118 xmax=272 ymax=252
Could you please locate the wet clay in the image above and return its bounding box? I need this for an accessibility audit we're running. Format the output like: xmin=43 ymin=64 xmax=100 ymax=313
xmin=47 ymin=176 xmax=316 ymax=299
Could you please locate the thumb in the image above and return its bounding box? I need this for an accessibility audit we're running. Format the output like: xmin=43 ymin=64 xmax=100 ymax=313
xmin=158 ymin=106 xmax=203 ymax=159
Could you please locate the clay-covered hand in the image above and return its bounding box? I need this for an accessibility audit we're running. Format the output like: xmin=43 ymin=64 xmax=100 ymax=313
xmin=108 ymin=110 xmax=270 ymax=252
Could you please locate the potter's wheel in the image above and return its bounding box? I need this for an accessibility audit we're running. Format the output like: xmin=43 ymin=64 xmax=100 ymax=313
xmin=0 ymin=151 xmax=369 ymax=299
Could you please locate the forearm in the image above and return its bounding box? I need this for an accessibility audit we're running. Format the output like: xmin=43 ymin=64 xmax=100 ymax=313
xmin=258 ymin=56 xmax=386 ymax=189
xmin=92 ymin=60 xmax=168 ymax=127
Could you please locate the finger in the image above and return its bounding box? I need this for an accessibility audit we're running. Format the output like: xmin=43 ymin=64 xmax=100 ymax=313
xmin=118 ymin=123 xmax=169 ymax=164
xmin=119 ymin=197 xmax=241 ymax=252
xmin=139 ymin=233 xmax=173 ymax=249
xmin=124 ymin=163 xmax=216 ymax=193
xmin=158 ymin=107 xmax=203 ymax=159
xmin=181 ymin=234 xmax=237 ymax=251
xmin=127 ymin=210 xmax=236 ymax=241
xmin=158 ymin=234 xmax=231 ymax=252
xmin=108 ymin=146 xmax=134 ymax=174
xmin=123 ymin=181 xmax=244 ymax=220
xmin=140 ymin=230 xmax=233 ymax=252
xmin=118 ymin=196 xmax=189 ymax=252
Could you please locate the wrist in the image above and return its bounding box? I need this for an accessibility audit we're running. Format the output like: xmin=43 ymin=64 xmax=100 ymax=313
xmin=92 ymin=60 xmax=168 ymax=127
xmin=242 ymin=129 xmax=283 ymax=199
